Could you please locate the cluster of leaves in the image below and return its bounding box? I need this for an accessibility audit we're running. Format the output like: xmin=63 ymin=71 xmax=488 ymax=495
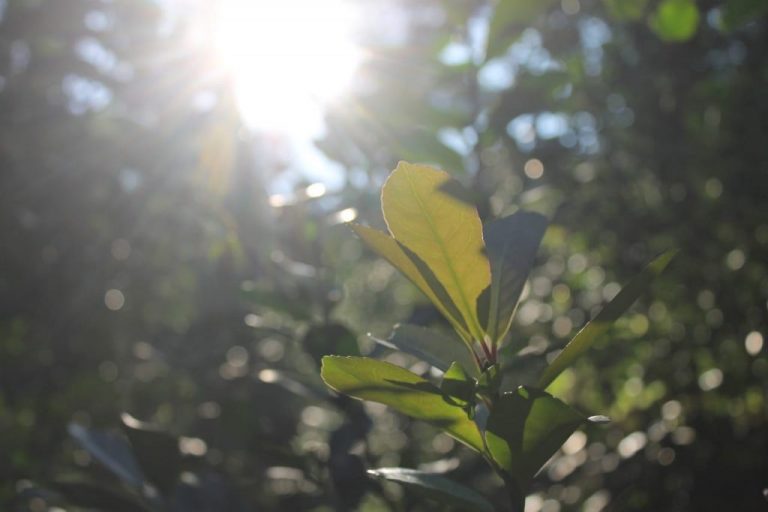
xmin=321 ymin=162 xmax=673 ymax=510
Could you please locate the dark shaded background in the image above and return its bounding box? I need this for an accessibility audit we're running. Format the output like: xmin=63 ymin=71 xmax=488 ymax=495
xmin=1 ymin=0 xmax=766 ymax=510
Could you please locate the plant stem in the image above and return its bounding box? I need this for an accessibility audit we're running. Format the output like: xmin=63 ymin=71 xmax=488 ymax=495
xmin=502 ymin=475 xmax=525 ymax=512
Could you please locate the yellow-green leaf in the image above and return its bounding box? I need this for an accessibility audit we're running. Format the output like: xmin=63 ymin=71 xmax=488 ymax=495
xmin=350 ymin=224 xmax=470 ymax=341
xmin=321 ymin=356 xmax=485 ymax=453
xmin=381 ymin=162 xmax=491 ymax=342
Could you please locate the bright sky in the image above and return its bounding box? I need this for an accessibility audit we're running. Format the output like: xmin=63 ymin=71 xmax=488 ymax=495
xmin=213 ymin=0 xmax=361 ymax=192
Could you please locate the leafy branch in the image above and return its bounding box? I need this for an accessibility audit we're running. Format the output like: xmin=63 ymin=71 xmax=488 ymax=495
xmin=322 ymin=162 xmax=674 ymax=511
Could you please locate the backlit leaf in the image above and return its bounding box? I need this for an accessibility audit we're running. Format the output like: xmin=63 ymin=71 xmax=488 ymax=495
xmin=351 ymin=224 xmax=470 ymax=340
xmin=538 ymin=250 xmax=677 ymax=389
xmin=381 ymin=162 xmax=490 ymax=342
xmin=321 ymin=356 xmax=484 ymax=452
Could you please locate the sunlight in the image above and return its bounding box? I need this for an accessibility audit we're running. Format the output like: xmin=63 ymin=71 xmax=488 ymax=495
xmin=214 ymin=0 xmax=360 ymax=134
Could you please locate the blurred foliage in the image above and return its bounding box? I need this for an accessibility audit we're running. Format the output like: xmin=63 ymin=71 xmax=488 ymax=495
xmin=1 ymin=0 xmax=767 ymax=511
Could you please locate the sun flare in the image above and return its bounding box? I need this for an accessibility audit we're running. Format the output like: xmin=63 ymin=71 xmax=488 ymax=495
xmin=214 ymin=0 xmax=360 ymax=134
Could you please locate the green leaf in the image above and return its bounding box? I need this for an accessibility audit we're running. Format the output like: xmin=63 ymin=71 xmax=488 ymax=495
xmin=602 ymin=0 xmax=648 ymax=21
xmin=477 ymin=364 xmax=501 ymax=397
xmin=537 ymin=250 xmax=677 ymax=390
xmin=486 ymin=0 xmax=557 ymax=60
xmin=381 ymin=162 xmax=490 ymax=342
xmin=482 ymin=211 xmax=548 ymax=344
xmin=371 ymin=324 xmax=479 ymax=377
xmin=351 ymin=224 xmax=470 ymax=340
xmin=440 ymin=362 xmax=475 ymax=407
xmin=121 ymin=414 xmax=182 ymax=495
xmin=321 ymin=356 xmax=485 ymax=452
xmin=485 ymin=386 xmax=585 ymax=483
xmin=302 ymin=323 xmax=359 ymax=367
xmin=368 ymin=467 xmax=495 ymax=512
xmin=649 ymin=0 xmax=700 ymax=42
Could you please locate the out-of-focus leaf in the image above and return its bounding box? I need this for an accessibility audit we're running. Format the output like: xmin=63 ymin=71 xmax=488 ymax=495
xmin=240 ymin=286 xmax=313 ymax=321
xmin=67 ymin=423 xmax=144 ymax=488
xmin=486 ymin=0 xmax=557 ymax=60
xmin=485 ymin=386 xmax=584 ymax=483
xmin=321 ymin=356 xmax=484 ymax=452
xmin=169 ymin=472 xmax=248 ymax=512
xmin=720 ymin=0 xmax=768 ymax=30
xmin=121 ymin=413 xmax=182 ymax=495
xmin=371 ymin=324 xmax=478 ymax=377
xmin=351 ymin=224 xmax=470 ymax=340
xmin=649 ymin=0 xmax=700 ymax=42
xmin=499 ymin=349 xmax=548 ymax=391
xmin=481 ymin=211 xmax=548 ymax=344
xmin=382 ymin=162 xmax=490 ymax=342
xmin=302 ymin=323 xmax=359 ymax=366
xmin=259 ymin=368 xmax=331 ymax=401
xmin=602 ymin=0 xmax=648 ymax=20
xmin=396 ymin=130 xmax=466 ymax=175
xmin=53 ymin=478 xmax=151 ymax=512
xmin=538 ymin=250 xmax=677 ymax=389
xmin=367 ymin=467 xmax=495 ymax=512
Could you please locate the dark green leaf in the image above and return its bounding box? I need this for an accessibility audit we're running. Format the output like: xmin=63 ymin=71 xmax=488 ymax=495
xmin=53 ymin=478 xmax=151 ymax=512
xmin=538 ymin=250 xmax=677 ymax=389
xmin=649 ymin=0 xmax=700 ymax=42
xmin=485 ymin=387 xmax=585 ymax=483
xmin=67 ymin=423 xmax=144 ymax=488
xmin=371 ymin=324 xmax=479 ymax=377
xmin=440 ymin=362 xmax=475 ymax=406
xmin=321 ymin=356 xmax=485 ymax=452
xmin=720 ymin=0 xmax=768 ymax=30
xmin=302 ymin=323 xmax=359 ymax=366
xmin=477 ymin=364 xmax=501 ymax=397
xmin=121 ymin=413 xmax=182 ymax=495
xmin=368 ymin=467 xmax=495 ymax=512
xmin=481 ymin=211 xmax=548 ymax=344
